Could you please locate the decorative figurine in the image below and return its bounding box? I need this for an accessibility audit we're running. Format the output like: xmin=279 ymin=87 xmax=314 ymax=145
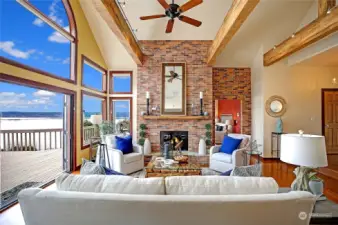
xmin=276 ymin=117 xmax=283 ymax=133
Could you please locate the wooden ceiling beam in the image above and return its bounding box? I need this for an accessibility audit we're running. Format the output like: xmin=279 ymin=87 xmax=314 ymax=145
xmin=206 ymin=0 xmax=260 ymax=65
xmin=93 ymin=0 xmax=143 ymax=65
xmin=264 ymin=6 xmax=338 ymax=67
xmin=318 ymin=0 xmax=336 ymax=17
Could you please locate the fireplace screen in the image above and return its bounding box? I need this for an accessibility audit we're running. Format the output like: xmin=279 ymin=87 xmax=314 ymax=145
xmin=160 ymin=131 xmax=188 ymax=152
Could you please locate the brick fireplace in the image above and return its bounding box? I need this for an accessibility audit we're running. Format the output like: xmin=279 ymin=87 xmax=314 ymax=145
xmin=137 ymin=40 xmax=213 ymax=152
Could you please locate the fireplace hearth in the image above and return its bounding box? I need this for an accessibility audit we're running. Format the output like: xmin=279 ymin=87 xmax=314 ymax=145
xmin=160 ymin=131 xmax=188 ymax=152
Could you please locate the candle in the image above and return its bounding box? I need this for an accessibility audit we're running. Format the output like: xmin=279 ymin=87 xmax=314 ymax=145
xmin=200 ymin=92 xmax=203 ymax=99
xmin=146 ymin=91 xmax=150 ymax=99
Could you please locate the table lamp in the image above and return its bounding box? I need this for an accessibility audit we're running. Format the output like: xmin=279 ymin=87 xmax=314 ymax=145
xmin=280 ymin=132 xmax=328 ymax=192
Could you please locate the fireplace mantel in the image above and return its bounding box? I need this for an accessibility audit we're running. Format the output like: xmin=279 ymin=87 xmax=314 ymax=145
xmin=143 ymin=115 xmax=209 ymax=120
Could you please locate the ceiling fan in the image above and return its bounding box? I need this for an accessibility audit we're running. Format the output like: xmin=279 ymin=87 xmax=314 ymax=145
xmin=140 ymin=0 xmax=203 ymax=33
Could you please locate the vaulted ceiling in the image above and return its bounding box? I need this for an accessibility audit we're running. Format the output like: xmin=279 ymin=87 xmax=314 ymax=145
xmin=121 ymin=0 xmax=232 ymax=40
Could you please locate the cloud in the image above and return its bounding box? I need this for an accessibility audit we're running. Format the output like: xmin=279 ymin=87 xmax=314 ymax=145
xmin=0 ymin=92 xmax=28 ymax=108
xmin=33 ymin=90 xmax=56 ymax=97
xmin=33 ymin=18 xmax=44 ymax=27
xmin=0 ymin=91 xmax=57 ymax=109
xmin=0 ymin=41 xmax=36 ymax=59
xmin=0 ymin=92 xmax=26 ymax=98
xmin=49 ymin=0 xmax=63 ymax=26
xmin=45 ymin=55 xmax=62 ymax=62
xmin=48 ymin=26 xmax=69 ymax=44
xmin=62 ymin=57 xmax=70 ymax=64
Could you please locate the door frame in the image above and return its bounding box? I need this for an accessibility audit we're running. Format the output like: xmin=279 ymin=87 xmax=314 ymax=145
xmin=0 ymin=73 xmax=77 ymax=171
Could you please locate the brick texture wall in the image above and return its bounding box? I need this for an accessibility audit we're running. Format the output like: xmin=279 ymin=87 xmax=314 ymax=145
xmin=212 ymin=68 xmax=251 ymax=136
xmin=137 ymin=41 xmax=213 ymax=152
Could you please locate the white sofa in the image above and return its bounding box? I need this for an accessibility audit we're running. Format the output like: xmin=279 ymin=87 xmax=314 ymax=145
xmin=210 ymin=134 xmax=251 ymax=173
xmin=18 ymin=174 xmax=316 ymax=225
xmin=96 ymin=134 xmax=144 ymax=174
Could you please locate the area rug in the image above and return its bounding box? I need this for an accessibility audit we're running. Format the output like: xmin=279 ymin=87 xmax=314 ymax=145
xmin=1 ymin=181 xmax=41 ymax=209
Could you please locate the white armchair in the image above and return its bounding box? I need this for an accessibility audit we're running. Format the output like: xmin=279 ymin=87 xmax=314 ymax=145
xmin=96 ymin=135 xmax=144 ymax=174
xmin=209 ymin=134 xmax=251 ymax=173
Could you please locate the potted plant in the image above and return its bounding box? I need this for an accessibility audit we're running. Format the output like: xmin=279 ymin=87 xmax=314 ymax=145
xmin=139 ymin=124 xmax=151 ymax=154
xmin=308 ymin=172 xmax=324 ymax=196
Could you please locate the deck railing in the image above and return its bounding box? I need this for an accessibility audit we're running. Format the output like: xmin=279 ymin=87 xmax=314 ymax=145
xmin=1 ymin=128 xmax=63 ymax=151
xmin=83 ymin=126 xmax=100 ymax=145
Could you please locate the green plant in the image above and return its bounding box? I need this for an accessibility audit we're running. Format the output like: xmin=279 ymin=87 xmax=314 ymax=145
xmin=308 ymin=172 xmax=322 ymax=181
xmin=138 ymin=123 xmax=147 ymax=146
xmin=99 ymin=120 xmax=115 ymax=135
xmin=83 ymin=120 xmax=93 ymax=127
xmin=205 ymin=123 xmax=212 ymax=147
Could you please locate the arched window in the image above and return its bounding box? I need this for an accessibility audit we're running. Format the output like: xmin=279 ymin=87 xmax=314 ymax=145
xmin=0 ymin=0 xmax=77 ymax=82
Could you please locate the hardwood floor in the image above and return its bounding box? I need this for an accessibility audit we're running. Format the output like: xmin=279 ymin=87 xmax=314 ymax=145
xmin=1 ymin=158 xmax=338 ymax=225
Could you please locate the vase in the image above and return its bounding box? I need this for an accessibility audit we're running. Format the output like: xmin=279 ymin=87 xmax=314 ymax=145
xmin=143 ymin=138 xmax=151 ymax=155
xmin=309 ymin=180 xmax=324 ymax=196
xmin=198 ymin=138 xmax=206 ymax=155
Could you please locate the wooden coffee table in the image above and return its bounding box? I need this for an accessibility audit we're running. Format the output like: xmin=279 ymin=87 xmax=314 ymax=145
xmin=145 ymin=156 xmax=202 ymax=178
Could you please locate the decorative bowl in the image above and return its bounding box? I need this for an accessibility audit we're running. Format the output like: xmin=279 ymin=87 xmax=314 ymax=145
xmin=174 ymin=155 xmax=189 ymax=163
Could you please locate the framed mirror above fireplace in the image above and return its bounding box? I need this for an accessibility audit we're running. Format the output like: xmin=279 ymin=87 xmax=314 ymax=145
xmin=161 ymin=63 xmax=186 ymax=116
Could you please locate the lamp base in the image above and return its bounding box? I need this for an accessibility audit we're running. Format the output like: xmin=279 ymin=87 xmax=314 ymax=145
xmin=291 ymin=166 xmax=312 ymax=192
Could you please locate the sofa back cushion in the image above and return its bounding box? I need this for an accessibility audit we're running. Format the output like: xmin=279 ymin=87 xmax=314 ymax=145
xmin=56 ymin=174 xmax=165 ymax=195
xmin=18 ymin=188 xmax=315 ymax=225
xmin=165 ymin=176 xmax=278 ymax=195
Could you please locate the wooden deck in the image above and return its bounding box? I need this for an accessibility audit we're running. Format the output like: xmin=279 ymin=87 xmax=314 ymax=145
xmin=1 ymin=149 xmax=63 ymax=193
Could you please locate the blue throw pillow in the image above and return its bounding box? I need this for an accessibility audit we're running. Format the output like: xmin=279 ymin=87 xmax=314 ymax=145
xmin=115 ymin=135 xmax=133 ymax=154
xmin=103 ymin=166 xmax=125 ymax=175
xmin=220 ymin=136 xmax=242 ymax=155
xmin=220 ymin=169 xmax=232 ymax=176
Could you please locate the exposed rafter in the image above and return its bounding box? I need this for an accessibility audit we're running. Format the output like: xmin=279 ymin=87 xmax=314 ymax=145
xmin=264 ymin=6 xmax=338 ymax=67
xmin=206 ymin=0 xmax=260 ymax=65
xmin=93 ymin=0 xmax=143 ymax=65
xmin=318 ymin=0 xmax=336 ymax=17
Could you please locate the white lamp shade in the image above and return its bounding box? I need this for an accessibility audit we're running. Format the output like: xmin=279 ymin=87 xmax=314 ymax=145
xmin=280 ymin=134 xmax=328 ymax=168
xmin=90 ymin=115 xmax=102 ymax=125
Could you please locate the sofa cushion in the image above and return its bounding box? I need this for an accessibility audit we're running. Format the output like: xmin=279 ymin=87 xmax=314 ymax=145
xmin=239 ymin=137 xmax=249 ymax=149
xmin=123 ymin=152 xmax=142 ymax=164
xmin=211 ymin=152 xmax=232 ymax=163
xmin=103 ymin=166 xmax=125 ymax=175
xmin=116 ymin=135 xmax=133 ymax=154
xmin=165 ymin=176 xmax=279 ymax=195
xmin=231 ymin=164 xmax=262 ymax=177
xmin=56 ymin=173 xmax=165 ymax=195
xmin=80 ymin=158 xmax=105 ymax=175
xmin=220 ymin=136 xmax=242 ymax=154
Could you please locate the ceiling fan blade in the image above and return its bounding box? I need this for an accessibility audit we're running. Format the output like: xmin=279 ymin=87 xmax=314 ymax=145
xmin=166 ymin=19 xmax=174 ymax=33
xmin=179 ymin=0 xmax=203 ymax=13
xmin=140 ymin=15 xmax=166 ymax=20
xmin=179 ymin=16 xmax=202 ymax=27
xmin=158 ymin=0 xmax=170 ymax=9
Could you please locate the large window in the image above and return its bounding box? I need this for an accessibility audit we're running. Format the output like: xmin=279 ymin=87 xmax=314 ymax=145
xmin=82 ymin=55 xmax=107 ymax=92
xmin=82 ymin=92 xmax=106 ymax=148
xmin=0 ymin=0 xmax=76 ymax=81
xmin=110 ymin=71 xmax=133 ymax=94
xmin=111 ymin=98 xmax=132 ymax=134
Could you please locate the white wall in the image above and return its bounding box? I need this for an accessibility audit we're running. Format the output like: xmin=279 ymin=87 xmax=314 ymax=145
xmin=262 ymin=63 xmax=338 ymax=157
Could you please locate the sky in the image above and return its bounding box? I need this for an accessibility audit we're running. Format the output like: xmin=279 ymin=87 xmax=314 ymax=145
xmin=0 ymin=0 xmax=130 ymax=114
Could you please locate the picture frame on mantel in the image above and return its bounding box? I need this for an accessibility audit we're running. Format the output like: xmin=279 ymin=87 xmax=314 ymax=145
xmin=161 ymin=63 xmax=186 ymax=116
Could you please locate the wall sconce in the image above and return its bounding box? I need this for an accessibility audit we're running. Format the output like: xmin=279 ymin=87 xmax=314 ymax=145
xmin=332 ymin=77 xmax=337 ymax=85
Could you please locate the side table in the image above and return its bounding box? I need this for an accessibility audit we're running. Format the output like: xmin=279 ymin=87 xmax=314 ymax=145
xmin=279 ymin=188 xmax=338 ymax=224
xmin=243 ymin=150 xmax=262 ymax=166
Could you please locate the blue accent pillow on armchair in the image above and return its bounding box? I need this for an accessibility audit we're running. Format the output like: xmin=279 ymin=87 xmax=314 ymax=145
xmin=220 ymin=136 xmax=242 ymax=155
xmin=116 ymin=135 xmax=133 ymax=154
